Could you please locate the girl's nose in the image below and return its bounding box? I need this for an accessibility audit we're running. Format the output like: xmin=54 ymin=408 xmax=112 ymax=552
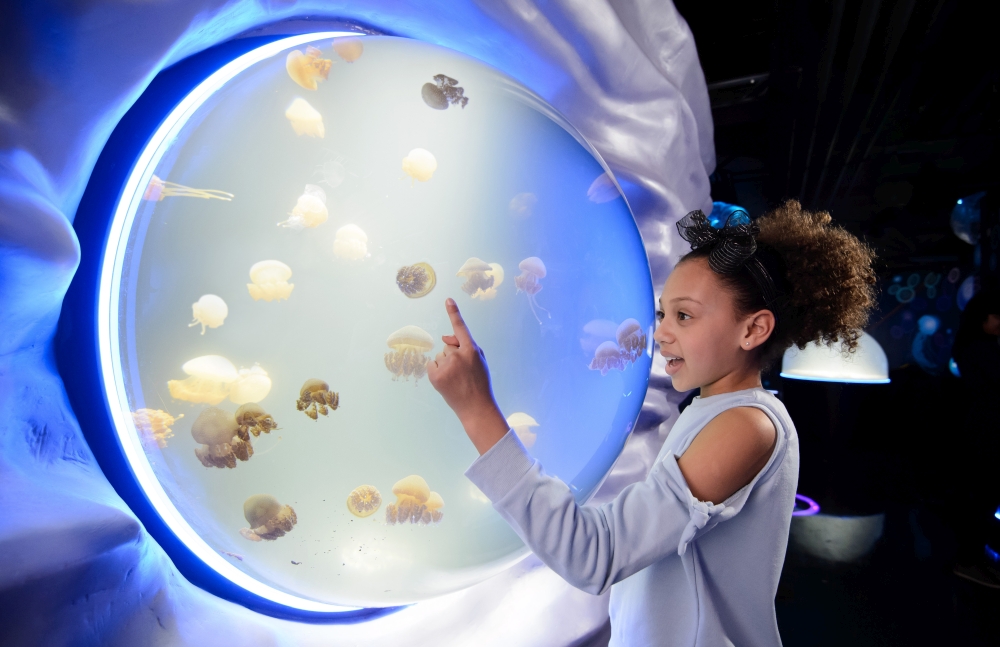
xmin=653 ymin=319 xmax=672 ymax=344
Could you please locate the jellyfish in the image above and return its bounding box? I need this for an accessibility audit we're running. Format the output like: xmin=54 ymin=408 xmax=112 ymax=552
xmin=285 ymin=46 xmax=332 ymax=90
xmin=515 ymin=257 xmax=551 ymax=323
xmin=509 ymin=192 xmax=537 ymax=218
xmin=143 ymin=175 xmax=233 ymax=202
xmin=285 ymin=98 xmax=325 ymax=138
xmin=401 ymin=148 xmax=437 ymax=184
xmin=616 ymin=318 xmax=646 ymax=364
xmin=167 ymin=355 xmax=238 ymax=405
xmin=384 ymin=325 xmax=434 ymax=382
xmin=191 ymin=406 xmax=252 ymax=469
xmin=247 ymin=260 xmax=294 ymax=301
xmin=457 ymin=258 xmax=504 ymax=300
xmin=314 ymin=151 xmax=349 ymax=189
xmin=131 ymin=409 xmax=183 ymax=449
xmin=346 ymin=485 xmax=382 ymax=518
xmin=506 ymin=412 xmax=539 ymax=448
xmin=589 ymin=341 xmax=626 ymax=376
xmin=396 ymin=262 xmax=437 ymax=298
xmin=333 ymin=224 xmax=368 ymax=260
xmin=189 ymin=294 xmax=228 ymax=335
xmin=296 ymin=379 xmax=339 ymax=420
xmin=235 ymin=403 xmax=278 ymax=441
xmin=333 ymin=37 xmax=364 ymax=62
xmin=385 ymin=475 xmax=444 ymax=525
xmin=420 ymin=74 xmax=469 ymax=110
xmin=278 ymin=185 xmax=328 ymax=230
xmin=229 ymin=364 xmax=272 ymax=404
xmin=239 ymin=494 xmax=297 ymax=541
xmin=586 ymin=172 xmax=620 ymax=203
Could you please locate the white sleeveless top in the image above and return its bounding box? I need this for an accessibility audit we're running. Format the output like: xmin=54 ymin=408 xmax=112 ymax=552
xmin=466 ymin=387 xmax=799 ymax=647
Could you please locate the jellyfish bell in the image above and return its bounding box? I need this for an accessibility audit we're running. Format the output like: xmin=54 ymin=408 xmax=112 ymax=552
xmin=509 ymin=192 xmax=537 ymax=218
xmin=587 ymin=172 xmax=620 ymax=204
xmin=506 ymin=412 xmax=539 ymax=448
xmin=296 ymin=378 xmax=339 ymax=420
xmin=332 ymin=37 xmax=364 ymax=62
xmin=421 ymin=83 xmax=448 ymax=110
xmin=420 ymin=74 xmax=468 ymax=110
xmin=191 ymin=406 xmax=251 ymax=469
xmin=402 ymin=148 xmax=437 ymax=184
xmin=333 ymin=224 xmax=368 ymax=260
xmin=385 ymin=475 xmax=442 ymax=525
xmin=132 ymin=409 xmax=183 ymax=449
xmin=285 ymin=98 xmax=325 ymax=138
xmin=384 ymin=325 xmax=434 ymax=382
xmin=396 ymin=262 xmax=437 ymax=298
xmin=168 ymin=355 xmax=238 ymax=405
xmin=235 ymin=402 xmax=278 ymax=440
xmin=457 ymin=257 xmax=502 ymax=300
xmin=615 ymin=318 xmax=646 ymax=364
xmin=278 ymin=189 xmax=328 ymax=230
xmin=285 ymin=46 xmax=332 ymax=90
xmin=241 ymin=494 xmax=297 ymax=541
xmin=347 ymin=484 xmax=382 ymax=518
xmin=189 ymin=294 xmax=228 ymax=335
xmin=247 ymin=260 xmax=294 ymax=302
xmin=515 ymin=257 xmax=551 ymax=323
xmin=589 ymin=340 xmax=625 ymax=376
xmin=143 ymin=175 xmax=233 ymax=202
xmin=229 ymin=364 xmax=272 ymax=405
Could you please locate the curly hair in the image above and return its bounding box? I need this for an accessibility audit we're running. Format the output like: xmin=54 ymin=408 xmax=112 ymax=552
xmin=680 ymin=200 xmax=877 ymax=368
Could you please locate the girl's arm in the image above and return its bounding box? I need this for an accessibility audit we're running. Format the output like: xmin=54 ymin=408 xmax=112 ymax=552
xmin=427 ymin=299 xmax=778 ymax=595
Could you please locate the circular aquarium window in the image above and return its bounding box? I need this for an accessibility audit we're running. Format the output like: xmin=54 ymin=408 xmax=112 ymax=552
xmin=94 ymin=32 xmax=653 ymax=613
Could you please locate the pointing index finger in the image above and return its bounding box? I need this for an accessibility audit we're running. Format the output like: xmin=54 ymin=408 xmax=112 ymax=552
xmin=445 ymin=298 xmax=474 ymax=346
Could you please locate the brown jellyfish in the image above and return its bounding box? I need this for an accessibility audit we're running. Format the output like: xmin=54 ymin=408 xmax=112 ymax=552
xmin=457 ymin=258 xmax=503 ymax=300
xmin=239 ymin=494 xmax=297 ymax=541
xmin=346 ymin=484 xmax=382 ymax=518
xmin=420 ymin=74 xmax=468 ymax=110
xmin=132 ymin=409 xmax=183 ymax=449
xmin=296 ymin=379 xmax=339 ymax=420
xmin=191 ymin=407 xmax=252 ymax=469
xmin=143 ymin=175 xmax=233 ymax=202
xmin=515 ymin=257 xmax=551 ymax=323
xmin=616 ymin=318 xmax=646 ymax=364
xmin=285 ymin=46 xmax=332 ymax=90
xmin=384 ymin=326 xmax=434 ymax=382
xmin=235 ymin=403 xmax=278 ymax=441
xmin=384 ymin=475 xmax=444 ymax=525
xmin=332 ymin=37 xmax=364 ymax=62
xmin=396 ymin=262 xmax=437 ymax=298
xmin=589 ymin=341 xmax=626 ymax=376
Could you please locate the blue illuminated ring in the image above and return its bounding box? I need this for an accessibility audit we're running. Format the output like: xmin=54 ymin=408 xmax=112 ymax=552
xmin=792 ymin=493 xmax=821 ymax=517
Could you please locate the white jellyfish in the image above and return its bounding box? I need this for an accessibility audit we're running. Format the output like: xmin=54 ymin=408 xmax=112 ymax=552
xmin=229 ymin=364 xmax=272 ymax=405
xmin=579 ymin=319 xmax=619 ymax=355
xmin=587 ymin=172 xmax=620 ymax=203
xmin=402 ymin=148 xmax=437 ymax=184
xmin=167 ymin=355 xmax=239 ymax=405
xmin=589 ymin=341 xmax=626 ymax=376
xmin=247 ymin=260 xmax=294 ymax=302
xmin=285 ymin=46 xmax=332 ymax=90
xmin=616 ymin=318 xmax=646 ymax=363
xmin=333 ymin=37 xmax=364 ymax=62
xmin=143 ymin=176 xmax=233 ymax=202
xmin=514 ymin=256 xmax=551 ymax=323
xmin=509 ymin=192 xmax=537 ymax=218
xmin=189 ymin=294 xmax=228 ymax=335
xmin=384 ymin=325 xmax=434 ymax=382
xmin=285 ymin=98 xmax=325 ymax=138
xmin=333 ymin=224 xmax=368 ymax=260
xmin=278 ymin=185 xmax=328 ymax=230
xmin=506 ymin=412 xmax=540 ymax=448
xmin=457 ymin=258 xmax=504 ymax=300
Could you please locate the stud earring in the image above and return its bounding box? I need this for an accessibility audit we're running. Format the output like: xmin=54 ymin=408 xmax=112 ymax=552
xmin=745 ymin=342 xmax=750 ymax=346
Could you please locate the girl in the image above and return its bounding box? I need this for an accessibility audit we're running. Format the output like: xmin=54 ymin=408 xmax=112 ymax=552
xmin=427 ymin=200 xmax=876 ymax=646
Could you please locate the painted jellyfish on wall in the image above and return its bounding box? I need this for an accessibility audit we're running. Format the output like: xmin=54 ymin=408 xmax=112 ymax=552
xmin=239 ymin=494 xmax=297 ymax=541
xmin=191 ymin=406 xmax=253 ymax=468
xmin=189 ymin=294 xmax=228 ymax=334
xmin=384 ymin=326 xmax=433 ymax=382
xmin=229 ymin=365 xmax=272 ymax=405
xmin=332 ymin=224 xmax=368 ymax=260
xmin=285 ymin=46 xmax=332 ymax=90
xmin=143 ymin=175 xmax=233 ymax=202
xmin=506 ymin=412 xmax=540 ymax=448
xmin=132 ymin=409 xmax=183 ymax=448
xmin=235 ymin=403 xmax=278 ymax=440
xmin=402 ymin=148 xmax=437 ymax=183
xmin=421 ymin=74 xmax=469 ymax=110
xmin=457 ymin=257 xmax=503 ymax=300
xmin=167 ymin=355 xmax=238 ymax=405
xmin=346 ymin=485 xmax=382 ymax=518
xmin=247 ymin=260 xmax=294 ymax=301
xmin=285 ymin=98 xmax=325 ymax=138
xmin=396 ymin=262 xmax=437 ymax=298
xmin=385 ymin=475 xmax=444 ymax=525
xmin=278 ymin=185 xmax=328 ymax=230
xmin=295 ymin=379 xmax=340 ymax=420
xmin=515 ymin=257 xmax=551 ymax=323
xmin=332 ymin=37 xmax=364 ymax=63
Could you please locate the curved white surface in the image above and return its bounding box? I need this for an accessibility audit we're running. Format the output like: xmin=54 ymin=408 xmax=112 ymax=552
xmin=780 ymin=331 xmax=890 ymax=384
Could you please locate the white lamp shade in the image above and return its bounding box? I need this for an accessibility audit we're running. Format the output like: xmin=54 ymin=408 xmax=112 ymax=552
xmin=780 ymin=331 xmax=890 ymax=384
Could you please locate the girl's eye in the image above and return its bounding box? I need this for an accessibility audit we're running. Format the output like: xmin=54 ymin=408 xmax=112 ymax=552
xmin=655 ymin=310 xmax=665 ymax=322
xmin=677 ymin=311 xmax=691 ymax=321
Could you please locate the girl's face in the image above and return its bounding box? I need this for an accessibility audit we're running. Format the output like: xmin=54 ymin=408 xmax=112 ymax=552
xmin=653 ymin=257 xmax=757 ymax=394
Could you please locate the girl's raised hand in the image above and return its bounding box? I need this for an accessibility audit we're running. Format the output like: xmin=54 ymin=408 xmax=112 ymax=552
xmin=427 ymin=298 xmax=510 ymax=455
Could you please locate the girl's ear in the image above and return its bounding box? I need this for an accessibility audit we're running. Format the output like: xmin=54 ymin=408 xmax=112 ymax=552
xmin=742 ymin=310 xmax=776 ymax=350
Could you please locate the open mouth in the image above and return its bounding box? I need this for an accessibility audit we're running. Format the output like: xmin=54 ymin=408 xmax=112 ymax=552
xmin=663 ymin=355 xmax=685 ymax=374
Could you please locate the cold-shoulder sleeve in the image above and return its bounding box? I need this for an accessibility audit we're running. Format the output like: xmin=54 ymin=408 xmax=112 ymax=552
xmin=465 ymin=430 xmax=762 ymax=595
